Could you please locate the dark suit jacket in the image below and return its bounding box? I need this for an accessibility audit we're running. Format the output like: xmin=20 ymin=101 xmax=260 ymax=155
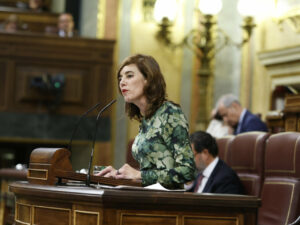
xmin=234 ymin=110 xmax=268 ymax=135
xmin=191 ymin=159 xmax=244 ymax=194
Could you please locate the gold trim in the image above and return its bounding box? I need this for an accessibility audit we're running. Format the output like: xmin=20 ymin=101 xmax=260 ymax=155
xmin=265 ymin=134 xmax=300 ymax=173
xmin=120 ymin=212 xmax=179 ymax=225
xmin=74 ymin=210 xmax=100 ymax=225
xmin=183 ymin=215 xmax=239 ymax=222
xmin=97 ymin=0 xmax=106 ymax=38
xmin=27 ymin=168 xmax=48 ymax=180
xmin=264 ymin=181 xmax=295 ymax=225
xmin=34 ymin=205 xmax=71 ymax=211
xmin=14 ymin=220 xmax=30 ymax=225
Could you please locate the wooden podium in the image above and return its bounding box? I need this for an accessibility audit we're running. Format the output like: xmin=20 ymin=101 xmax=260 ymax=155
xmin=10 ymin=181 xmax=260 ymax=225
xmin=27 ymin=148 xmax=142 ymax=187
xmin=9 ymin=147 xmax=261 ymax=225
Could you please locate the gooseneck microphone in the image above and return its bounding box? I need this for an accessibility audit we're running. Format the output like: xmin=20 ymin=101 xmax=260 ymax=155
xmin=68 ymin=101 xmax=104 ymax=152
xmin=86 ymin=99 xmax=117 ymax=186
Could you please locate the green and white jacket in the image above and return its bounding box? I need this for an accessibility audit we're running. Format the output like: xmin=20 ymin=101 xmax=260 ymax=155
xmin=132 ymin=101 xmax=196 ymax=189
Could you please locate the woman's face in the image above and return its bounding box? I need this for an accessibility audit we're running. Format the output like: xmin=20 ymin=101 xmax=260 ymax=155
xmin=119 ymin=64 xmax=147 ymax=105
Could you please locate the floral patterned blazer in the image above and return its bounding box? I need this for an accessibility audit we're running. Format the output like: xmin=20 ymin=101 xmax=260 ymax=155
xmin=132 ymin=101 xmax=196 ymax=189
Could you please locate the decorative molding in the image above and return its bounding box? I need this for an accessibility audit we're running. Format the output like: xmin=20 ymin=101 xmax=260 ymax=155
xmin=258 ymin=45 xmax=300 ymax=67
xmin=258 ymin=46 xmax=300 ymax=89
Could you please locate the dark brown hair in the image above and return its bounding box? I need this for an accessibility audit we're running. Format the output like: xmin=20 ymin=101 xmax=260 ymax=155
xmin=117 ymin=54 xmax=167 ymax=121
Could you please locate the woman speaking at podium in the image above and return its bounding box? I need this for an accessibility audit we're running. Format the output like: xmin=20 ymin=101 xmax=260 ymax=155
xmin=96 ymin=54 xmax=196 ymax=189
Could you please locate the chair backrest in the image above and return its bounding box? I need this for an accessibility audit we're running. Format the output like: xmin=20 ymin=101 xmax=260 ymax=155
xmin=227 ymin=132 xmax=270 ymax=196
xmin=216 ymin=135 xmax=234 ymax=164
xmin=258 ymin=132 xmax=300 ymax=225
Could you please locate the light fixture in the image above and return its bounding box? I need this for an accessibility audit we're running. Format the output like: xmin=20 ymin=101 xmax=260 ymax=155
xmin=154 ymin=0 xmax=257 ymax=60
xmin=153 ymin=0 xmax=257 ymax=128
xmin=198 ymin=0 xmax=222 ymax=15
xmin=237 ymin=0 xmax=257 ymax=46
xmin=153 ymin=0 xmax=177 ymax=45
xmin=143 ymin=0 xmax=157 ymax=22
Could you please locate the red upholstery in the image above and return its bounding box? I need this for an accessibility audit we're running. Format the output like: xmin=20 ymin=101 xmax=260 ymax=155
xmin=227 ymin=132 xmax=270 ymax=197
xmin=258 ymin=132 xmax=300 ymax=225
xmin=216 ymin=135 xmax=234 ymax=164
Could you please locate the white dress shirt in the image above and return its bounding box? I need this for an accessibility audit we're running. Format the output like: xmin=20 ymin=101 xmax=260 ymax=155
xmin=196 ymin=157 xmax=219 ymax=193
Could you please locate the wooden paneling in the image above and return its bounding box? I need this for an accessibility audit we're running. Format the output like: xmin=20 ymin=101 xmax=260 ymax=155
xmin=0 ymin=32 xmax=114 ymax=116
xmin=74 ymin=210 xmax=100 ymax=225
xmin=284 ymin=95 xmax=300 ymax=132
xmin=0 ymin=6 xmax=57 ymax=33
xmin=120 ymin=213 xmax=177 ymax=225
xmin=15 ymin=66 xmax=85 ymax=104
xmin=15 ymin=202 xmax=31 ymax=224
xmin=10 ymin=182 xmax=261 ymax=225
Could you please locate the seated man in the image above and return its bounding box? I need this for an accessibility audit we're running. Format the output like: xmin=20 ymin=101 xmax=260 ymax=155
xmin=45 ymin=13 xmax=75 ymax=37
xmin=206 ymin=108 xmax=233 ymax=138
xmin=187 ymin=131 xmax=244 ymax=194
xmin=0 ymin=14 xmax=21 ymax=33
xmin=28 ymin=0 xmax=48 ymax=11
xmin=217 ymin=93 xmax=268 ymax=135
xmin=57 ymin=13 xmax=75 ymax=37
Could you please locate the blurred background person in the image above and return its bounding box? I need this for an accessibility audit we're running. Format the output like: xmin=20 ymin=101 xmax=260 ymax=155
xmin=0 ymin=14 xmax=22 ymax=33
xmin=217 ymin=93 xmax=268 ymax=135
xmin=28 ymin=0 xmax=47 ymax=11
xmin=57 ymin=13 xmax=75 ymax=37
xmin=187 ymin=131 xmax=244 ymax=194
xmin=15 ymin=0 xmax=48 ymax=11
xmin=206 ymin=107 xmax=233 ymax=138
xmin=45 ymin=13 xmax=75 ymax=37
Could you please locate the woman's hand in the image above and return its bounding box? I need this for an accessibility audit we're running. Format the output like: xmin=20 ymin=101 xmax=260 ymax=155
xmin=95 ymin=164 xmax=141 ymax=180
xmin=115 ymin=163 xmax=141 ymax=180
xmin=95 ymin=166 xmax=118 ymax=178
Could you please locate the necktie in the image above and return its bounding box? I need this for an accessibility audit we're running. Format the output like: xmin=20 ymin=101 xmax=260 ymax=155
xmin=194 ymin=173 xmax=204 ymax=193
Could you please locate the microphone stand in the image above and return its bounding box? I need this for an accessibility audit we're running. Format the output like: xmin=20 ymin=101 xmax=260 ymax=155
xmin=68 ymin=101 xmax=103 ymax=152
xmin=86 ymin=99 xmax=117 ymax=186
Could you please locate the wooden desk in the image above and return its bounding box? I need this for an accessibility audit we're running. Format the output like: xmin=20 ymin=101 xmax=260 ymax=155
xmin=0 ymin=169 xmax=27 ymax=225
xmin=10 ymin=181 xmax=260 ymax=225
xmin=0 ymin=31 xmax=114 ymax=115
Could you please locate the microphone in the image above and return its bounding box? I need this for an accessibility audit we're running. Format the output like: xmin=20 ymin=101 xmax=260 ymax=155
xmin=68 ymin=101 xmax=105 ymax=151
xmin=86 ymin=99 xmax=117 ymax=186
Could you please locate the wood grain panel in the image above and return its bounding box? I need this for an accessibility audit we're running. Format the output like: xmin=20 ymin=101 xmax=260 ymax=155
xmin=33 ymin=205 xmax=71 ymax=225
xmin=15 ymin=66 xmax=84 ymax=103
xmin=74 ymin=210 xmax=100 ymax=225
xmin=0 ymin=32 xmax=114 ymax=115
xmin=15 ymin=202 xmax=31 ymax=224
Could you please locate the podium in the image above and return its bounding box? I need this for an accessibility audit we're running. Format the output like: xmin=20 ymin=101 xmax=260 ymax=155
xmin=10 ymin=181 xmax=260 ymax=225
xmin=9 ymin=147 xmax=261 ymax=224
xmin=27 ymin=148 xmax=141 ymax=187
